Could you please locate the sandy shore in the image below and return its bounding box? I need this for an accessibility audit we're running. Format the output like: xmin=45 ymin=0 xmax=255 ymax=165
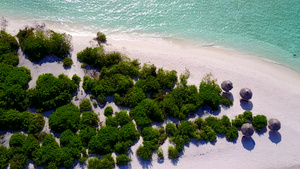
xmin=2 ymin=18 xmax=300 ymax=169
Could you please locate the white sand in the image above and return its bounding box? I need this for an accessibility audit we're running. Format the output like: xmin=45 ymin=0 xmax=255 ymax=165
xmin=2 ymin=18 xmax=300 ymax=169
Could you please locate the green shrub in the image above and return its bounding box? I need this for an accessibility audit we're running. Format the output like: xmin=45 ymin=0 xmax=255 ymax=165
xmin=116 ymin=154 xmax=131 ymax=166
xmin=157 ymin=148 xmax=164 ymax=159
xmin=80 ymin=111 xmax=99 ymax=128
xmin=72 ymin=74 xmax=81 ymax=84
xmin=49 ymin=103 xmax=80 ymax=133
xmin=105 ymin=116 xmax=118 ymax=127
xmin=0 ymin=145 xmax=11 ymax=168
xmin=96 ymin=32 xmax=107 ymax=43
xmin=220 ymin=95 xmax=233 ymax=106
xmin=80 ymin=99 xmax=92 ymax=112
xmin=178 ymin=120 xmax=197 ymax=138
xmin=88 ymin=126 xmax=119 ymax=155
xmin=87 ymin=155 xmax=115 ymax=169
xmin=166 ymin=123 xmax=177 ymax=136
xmin=97 ymin=94 xmax=107 ymax=105
xmin=243 ymin=110 xmax=253 ymax=121
xmin=252 ymin=115 xmax=267 ymax=131
xmin=199 ymin=75 xmax=222 ymax=111
xmin=136 ymin=145 xmax=152 ymax=160
xmin=114 ymin=87 xmax=146 ymax=108
xmin=118 ymin=122 xmax=139 ymax=143
xmin=0 ymin=63 xmax=31 ymax=111
xmin=0 ymin=30 xmax=19 ymax=66
xmin=225 ymin=126 xmax=238 ymax=141
xmin=104 ymin=106 xmax=113 ymax=116
xmin=168 ymin=146 xmax=179 ymax=159
xmin=232 ymin=114 xmax=248 ymax=128
xmin=9 ymin=153 xmax=28 ymax=169
xmin=199 ymin=126 xmax=216 ymax=142
xmin=63 ymin=58 xmax=73 ymax=67
xmin=17 ymin=27 xmax=72 ymax=62
xmin=79 ymin=127 xmax=96 ymax=147
xmin=114 ymin=142 xmax=129 ymax=154
xmin=28 ymin=73 xmax=78 ymax=111
xmin=116 ymin=110 xmax=132 ymax=126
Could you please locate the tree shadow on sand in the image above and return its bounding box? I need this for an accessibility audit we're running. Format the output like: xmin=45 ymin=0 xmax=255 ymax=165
xmin=269 ymin=131 xmax=282 ymax=144
xmin=242 ymin=136 xmax=255 ymax=151
xmin=137 ymin=157 xmax=152 ymax=169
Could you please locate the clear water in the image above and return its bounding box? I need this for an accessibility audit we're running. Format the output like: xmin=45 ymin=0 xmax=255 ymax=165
xmin=1 ymin=0 xmax=300 ymax=71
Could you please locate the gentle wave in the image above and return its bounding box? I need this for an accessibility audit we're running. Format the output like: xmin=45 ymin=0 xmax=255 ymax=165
xmin=0 ymin=0 xmax=299 ymax=71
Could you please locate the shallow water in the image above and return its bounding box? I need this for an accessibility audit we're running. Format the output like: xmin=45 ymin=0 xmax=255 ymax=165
xmin=0 ymin=0 xmax=299 ymax=71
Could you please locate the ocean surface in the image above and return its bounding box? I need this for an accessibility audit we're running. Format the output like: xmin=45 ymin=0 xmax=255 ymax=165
xmin=0 ymin=0 xmax=299 ymax=71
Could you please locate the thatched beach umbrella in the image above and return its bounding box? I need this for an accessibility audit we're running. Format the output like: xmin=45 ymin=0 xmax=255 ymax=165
xmin=241 ymin=123 xmax=254 ymax=137
xmin=240 ymin=88 xmax=253 ymax=101
xmin=221 ymin=80 xmax=233 ymax=92
xmin=268 ymin=118 xmax=281 ymax=131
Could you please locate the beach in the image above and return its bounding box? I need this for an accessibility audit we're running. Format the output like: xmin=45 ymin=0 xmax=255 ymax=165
xmin=2 ymin=18 xmax=300 ymax=169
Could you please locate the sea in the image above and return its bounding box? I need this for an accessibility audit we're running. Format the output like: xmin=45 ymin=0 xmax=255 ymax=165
xmin=0 ymin=0 xmax=299 ymax=72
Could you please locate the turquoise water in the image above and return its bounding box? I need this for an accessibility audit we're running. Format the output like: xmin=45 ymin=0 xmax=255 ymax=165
xmin=1 ymin=0 xmax=300 ymax=71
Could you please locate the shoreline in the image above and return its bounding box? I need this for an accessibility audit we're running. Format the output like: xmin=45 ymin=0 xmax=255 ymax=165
xmin=2 ymin=17 xmax=300 ymax=169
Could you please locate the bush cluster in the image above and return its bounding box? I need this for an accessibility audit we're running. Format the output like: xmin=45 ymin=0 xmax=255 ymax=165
xmin=0 ymin=63 xmax=31 ymax=111
xmin=63 ymin=58 xmax=73 ymax=67
xmin=116 ymin=154 xmax=131 ymax=166
xmin=232 ymin=111 xmax=253 ymax=128
xmin=16 ymin=27 xmax=72 ymax=62
xmin=87 ymin=155 xmax=115 ymax=169
xmin=0 ymin=30 xmax=19 ymax=66
xmin=27 ymin=73 xmax=79 ymax=111
xmin=0 ymin=109 xmax=44 ymax=133
xmin=252 ymin=115 xmax=267 ymax=131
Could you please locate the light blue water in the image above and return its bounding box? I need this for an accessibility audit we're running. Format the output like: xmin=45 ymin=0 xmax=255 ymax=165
xmin=1 ymin=0 xmax=300 ymax=71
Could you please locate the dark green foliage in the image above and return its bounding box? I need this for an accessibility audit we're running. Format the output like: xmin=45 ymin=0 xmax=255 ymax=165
xmin=220 ymin=95 xmax=233 ymax=107
xmin=88 ymin=126 xmax=119 ymax=155
xmin=139 ymin=64 xmax=157 ymax=79
xmin=130 ymin=99 xmax=164 ymax=127
xmin=72 ymin=74 xmax=81 ymax=85
xmin=199 ymin=76 xmax=222 ymax=111
xmin=118 ymin=122 xmax=139 ymax=143
xmin=161 ymin=95 xmax=179 ymax=118
xmin=97 ymin=94 xmax=106 ymax=105
xmin=96 ymin=32 xmax=106 ymax=43
xmin=22 ymin=134 xmax=40 ymax=159
xmin=0 ymin=63 xmax=31 ymax=111
xmin=49 ymin=103 xmax=80 ymax=133
xmin=59 ymin=130 xmax=82 ymax=161
xmin=116 ymin=154 xmax=131 ymax=166
xmin=205 ymin=116 xmax=227 ymax=134
xmin=0 ymin=31 xmax=19 ymax=66
xmin=80 ymin=99 xmax=92 ymax=112
xmin=104 ymin=106 xmax=113 ymax=116
xmin=135 ymin=75 xmax=160 ymax=94
xmin=114 ymin=142 xmax=130 ymax=154
xmin=77 ymin=46 xmax=122 ymax=70
xmin=179 ymin=103 xmax=197 ymax=120
xmin=195 ymin=117 xmax=206 ymax=129
xmin=156 ymin=68 xmax=177 ymax=90
xmin=0 ymin=109 xmax=45 ymax=133
xmin=136 ymin=145 xmax=153 ymax=160
xmin=63 ymin=58 xmax=73 ymax=67
xmin=116 ymin=110 xmax=132 ymax=126
xmin=114 ymin=87 xmax=146 ymax=108
xmin=28 ymin=73 xmax=78 ymax=111
xmin=9 ymin=153 xmax=28 ymax=169
xmin=33 ymin=135 xmax=60 ymax=167
xmin=158 ymin=126 xmax=167 ymax=145
xmin=157 ymin=148 xmax=164 ymax=159
xmin=166 ymin=123 xmax=177 ymax=136
xmin=225 ymin=126 xmax=239 ymax=141
xmin=142 ymin=127 xmax=159 ymax=143
xmin=80 ymin=111 xmax=99 ymax=129
xmin=16 ymin=27 xmax=72 ymax=62
xmin=177 ymin=120 xmax=197 ymax=138
xmin=87 ymin=155 xmax=115 ymax=169
xmin=0 ymin=145 xmax=11 ymax=168
xmin=105 ymin=116 xmax=118 ymax=127
xmin=79 ymin=127 xmax=96 ymax=147
xmin=168 ymin=146 xmax=179 ymax=159
xmin=199 ymin=126 xmax=217 ymax=142
xmin=252 ymin=115 xmax=267 ymax=131
xmin=232 ymin=114 xmax=248 ymax=128
xmin=9 ymin=133 xmax=26 ymax=148
xmin=243 ymin=110 xmax=253 ymax=121
xmin=100 ymin=60 xmax=140 ymax=78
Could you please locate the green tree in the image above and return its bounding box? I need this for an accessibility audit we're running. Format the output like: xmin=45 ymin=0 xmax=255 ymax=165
xmin=252 ymin=115 xmax=267 ymax=131
xmin=168 ymin=146 xmax=179 ymax=159
xmin=80 ymin=99 xmax=92 ymax=112
xmin=116 ymin=154 xmax=131 ymax=166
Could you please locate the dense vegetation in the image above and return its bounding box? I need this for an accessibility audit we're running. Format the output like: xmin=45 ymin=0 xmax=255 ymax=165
xmin=16 ymin=27 xmax=72 ymax=62
xmin=27 ymin=73 xmax=79 ymax=111
xmin=0 ymin=63 xmax=31 ymax=111
xmin=0 ymin=30 xmax=19 ymax=66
